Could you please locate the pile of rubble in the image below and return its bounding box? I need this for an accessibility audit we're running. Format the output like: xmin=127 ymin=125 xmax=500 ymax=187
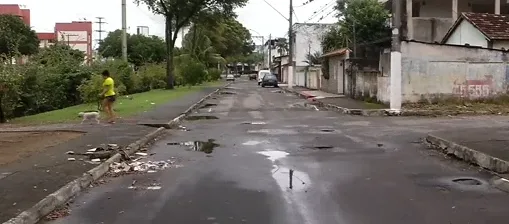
xmin=67 ymin=144 xmax=121 ymax=163
xmin=108 ymin=157 xmax=180 ymax=176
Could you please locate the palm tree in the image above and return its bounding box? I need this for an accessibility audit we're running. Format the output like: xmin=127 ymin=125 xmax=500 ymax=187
xmin=177 ymin=26 xmax=226 ymax=67
xmin=275 ymin=38 xmax=289 ymax=55
xmin=303 ymin=51 xmax=322 ymax=66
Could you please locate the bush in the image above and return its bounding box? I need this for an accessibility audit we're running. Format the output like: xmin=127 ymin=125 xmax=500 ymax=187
xmin=180 ymin=59 xmax=207 ymax=87
xmin=207 ymin=68 xmax=222 ymax=81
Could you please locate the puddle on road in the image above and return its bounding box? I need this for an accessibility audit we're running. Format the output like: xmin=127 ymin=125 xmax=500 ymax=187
xmin=243 ymin=140 xmax=269 ymax=146
xmin=241 ymin=121 xmax=267 ymax=125
xmin=257 ymin=150 xmax=289 ymax=162
xmin=185 ymin=115 xmax=219 ymax=121
xmin=167 ymin=139 xmax=219 ymax=154
xmin=248 ymin=129 xmax=298 ymax=135
xmin=257 ymin=150 xmax=310 ymax=191
xmin=320 ymin=129 xmax=335 ymax=132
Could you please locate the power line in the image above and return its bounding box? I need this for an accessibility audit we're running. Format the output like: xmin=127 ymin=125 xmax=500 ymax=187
xmin=294 ymin=0 xmax=316 ymax=8
xmin=262 ymin=0 xmax=288 ymax=21
xmin=315 ymin=8 xmax=336 ymax=22
xmin=305 ymin=0 xmax=335 ymax=22
xmin=95 ymin=17 xmax=107 ymax=46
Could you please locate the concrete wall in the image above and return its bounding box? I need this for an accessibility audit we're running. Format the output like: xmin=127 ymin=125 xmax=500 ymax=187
xmin=445 ymin=20 xmax=488 ymax=47
xmin=400 ymin=41 xmax=509 ymax=102
xmin=320 ymin=55 xmax=347 ymax=94
xmin=353 ymin=71 xmax=379 ymax=99
xmin=412 ymin=18 xmax=454 ymax=42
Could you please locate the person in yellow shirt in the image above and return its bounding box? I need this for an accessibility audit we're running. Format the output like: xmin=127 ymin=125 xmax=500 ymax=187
xmin=99 ymin=70 xmax=116 ymax=124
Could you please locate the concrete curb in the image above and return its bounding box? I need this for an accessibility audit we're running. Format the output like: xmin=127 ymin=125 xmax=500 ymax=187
xmin=281 ymin=87 xmax=391 ymax=116
xmin=489 ymin=176 xmax=509 ymax=193
xmin=281 ymin=87 xmax=500 ymax=117
xmin=2 ymin=82 xmax=232 ymax=224
xmin=425 ymin=134 xmax=509 ymax=174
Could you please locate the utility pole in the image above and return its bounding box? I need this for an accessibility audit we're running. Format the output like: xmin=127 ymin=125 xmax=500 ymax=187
xmin=65 ymin=34 xmax=78 ymax=46
xmin=95 ymin=17 xmax=106 ymax=45
xmin=121 ymin=0 xmax=128 ymax=62
xmin=288 ymin=0 xmax=294 ymax=88
xmin=268 ymin=34 xmax=272 ymax=70
xmin=390 ymin=0 xmax=402 ymax=112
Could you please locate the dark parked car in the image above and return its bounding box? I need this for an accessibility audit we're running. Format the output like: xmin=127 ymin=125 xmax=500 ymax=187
xmin=261 ymin=74 xmax=278 ymax=87
xmin=249 ymin=73 xmax=257 ymax=80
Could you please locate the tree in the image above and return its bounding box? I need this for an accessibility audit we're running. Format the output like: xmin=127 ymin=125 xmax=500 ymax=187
xmin=179 ymin=25 xmax=226 ymax=67
xmin=321 ymin=0 xmax=389 ymax=53
xmin=303 ymin=51 xmax=322 ymax=66
xmin=275 ymin=38 xmax=288 ymax=55
xmin=97 ymin=30 xmax=166 ymax=66
xmin=0 ymin=15 xmax=39 ymax=62
xmin=135 ymin=0 xmax=248 ymax=89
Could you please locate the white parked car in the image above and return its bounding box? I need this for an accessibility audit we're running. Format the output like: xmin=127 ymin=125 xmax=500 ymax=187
xmin=226 ymin=74 xmax=235 ymax=81
xmin=257 ymin=70 xmax=271 ymax=85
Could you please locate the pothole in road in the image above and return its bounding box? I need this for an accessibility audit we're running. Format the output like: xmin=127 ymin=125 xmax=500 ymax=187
xmin=320 ymin=129 xmax=335 ymax=132
xmin=311 ymin=146 xmax=334 ymax=150
xmin=199 ymin=103 xmax=217 ymax=109
xmin=452 ymin=178 xmax=482 ymax=186
xmin=167 ymin=139 xmax=219 ymax=154
xmin=185 ymin=115 xmax=219 ymax=121
xmin=219 ymin=91 xmax=236 ymax=95
xmin=271 ymin=90 xmax=284 ymax=93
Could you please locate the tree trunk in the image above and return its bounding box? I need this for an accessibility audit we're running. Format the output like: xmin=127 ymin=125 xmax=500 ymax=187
xmin=165 ymin=17 xmax=175 ymax=89
xmin=0 ymin=94 xmax=5 ymax=123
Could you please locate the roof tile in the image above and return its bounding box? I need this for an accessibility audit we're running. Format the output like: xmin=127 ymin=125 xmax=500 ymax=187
xmin=463 ymin=12 xmax=509 ymax=40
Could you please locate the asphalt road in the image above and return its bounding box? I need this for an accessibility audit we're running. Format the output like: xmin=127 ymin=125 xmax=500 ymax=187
xmin=45 ymin=78 xmax=509 ymax=224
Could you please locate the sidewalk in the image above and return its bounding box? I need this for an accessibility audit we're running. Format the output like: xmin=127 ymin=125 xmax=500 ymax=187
xmin=0 ymin=86 xmax=219 ymax=223
xmin=281 ymin=86 xmax=389 ymax=116
xmin=426 ymin=127 xmax=509 ymax=174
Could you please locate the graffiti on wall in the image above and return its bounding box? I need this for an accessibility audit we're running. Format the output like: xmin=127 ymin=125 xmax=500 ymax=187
xmin=452 ymin=75 xmax=493 ymax=98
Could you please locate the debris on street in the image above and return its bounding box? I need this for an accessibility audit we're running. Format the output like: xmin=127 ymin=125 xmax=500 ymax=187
xmin=44 ymin=204 xmax=71 ymax=221
xmin=109 ymin=157 xmax=179 ymax=176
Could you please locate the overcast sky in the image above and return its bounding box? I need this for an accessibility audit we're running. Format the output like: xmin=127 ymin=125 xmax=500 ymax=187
xmin=0 ymin=0 xmax=337 ymax=47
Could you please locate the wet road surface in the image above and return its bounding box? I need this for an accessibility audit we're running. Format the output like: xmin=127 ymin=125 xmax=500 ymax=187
xmin=45 ymin=78 xmax=509 ymax=224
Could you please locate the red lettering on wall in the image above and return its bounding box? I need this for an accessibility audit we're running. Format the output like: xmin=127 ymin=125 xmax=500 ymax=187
xmin=453 ymin=75 xmax=493 ymax=98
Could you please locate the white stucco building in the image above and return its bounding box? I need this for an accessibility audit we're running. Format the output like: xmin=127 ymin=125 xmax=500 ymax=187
xmin=290 ymin=23 xmax=334 ymax=86
xmin=441 ymin=12 xmax=509 ymax=50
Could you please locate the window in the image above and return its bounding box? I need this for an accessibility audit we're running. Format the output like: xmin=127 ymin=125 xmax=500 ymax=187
xmin=412 ymin=2 xmax=420 ymax=17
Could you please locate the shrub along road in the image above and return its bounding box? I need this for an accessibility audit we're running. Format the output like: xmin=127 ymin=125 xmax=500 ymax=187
xmin=0 ymin=83 xmax=222 ymax=223
xmin=45 ymin=78 xmax=509 ymax=224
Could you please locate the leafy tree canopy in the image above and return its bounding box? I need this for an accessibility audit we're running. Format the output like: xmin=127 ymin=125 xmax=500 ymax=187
xmin=322 ymin=0 xmax=389 ymax=53
xmin=97 ymin=29 xmax=166 ymax=66
xmin=0 ymin=14 xmax=39 ymax=59
xmin=134 ymin=0 xmax=249 ymax=89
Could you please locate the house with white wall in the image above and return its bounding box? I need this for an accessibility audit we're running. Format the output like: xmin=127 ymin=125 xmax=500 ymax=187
xmin=380 ymin=0 xmax=507 ymax=43
xmin=291 ymin=23 xmax=334 ymax=86
xmin=441 ymin=12 xmax=509 ymax=49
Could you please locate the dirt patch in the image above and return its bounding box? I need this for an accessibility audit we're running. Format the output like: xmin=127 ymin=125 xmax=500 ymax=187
xmin=0 ymin=131 xmax=83 ymax=165
xmin=403 ymin=102 xmax=509 ymax=116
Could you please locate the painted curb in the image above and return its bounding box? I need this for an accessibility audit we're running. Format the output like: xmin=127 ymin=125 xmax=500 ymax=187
xmin=425 ymin=134 xmax=509 ymax=174
xmin=281 ymin=87 xmax=391 ymax=116
xmin=2 ymin=82 xmax=232 ymax=224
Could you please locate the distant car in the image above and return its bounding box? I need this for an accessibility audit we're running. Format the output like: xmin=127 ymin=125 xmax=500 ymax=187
xmin=226 ymin=74 xmax=235 ymax=81
xmin=261 ymin=73 xmax=278 ymax=87
xmin=249 ymin=73 xmax=257 ymax=80
xmin=257 ymin=70 xmax=271 ymax=85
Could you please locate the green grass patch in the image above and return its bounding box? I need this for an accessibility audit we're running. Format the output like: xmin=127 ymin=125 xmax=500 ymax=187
xmin=12 ymin=81 xmax=223 ymax=125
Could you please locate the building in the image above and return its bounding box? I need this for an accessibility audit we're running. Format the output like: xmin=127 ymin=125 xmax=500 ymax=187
xmin=388 ymin=0 xmax=507 ymax=43
xmin=136 ymin=26 xmax=149 ymax=36
xmin=37 ymin=33 xmax=55 ymax=48
xmin=441 ymin=13 xmax=509 ymax=49
xmin=0 ymin=4 xmax=30 ymax=26
xmin=291 ymin=23 xmax=334 ymax=86
xmin=54 ymin=21 xmax=93 ymax=63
